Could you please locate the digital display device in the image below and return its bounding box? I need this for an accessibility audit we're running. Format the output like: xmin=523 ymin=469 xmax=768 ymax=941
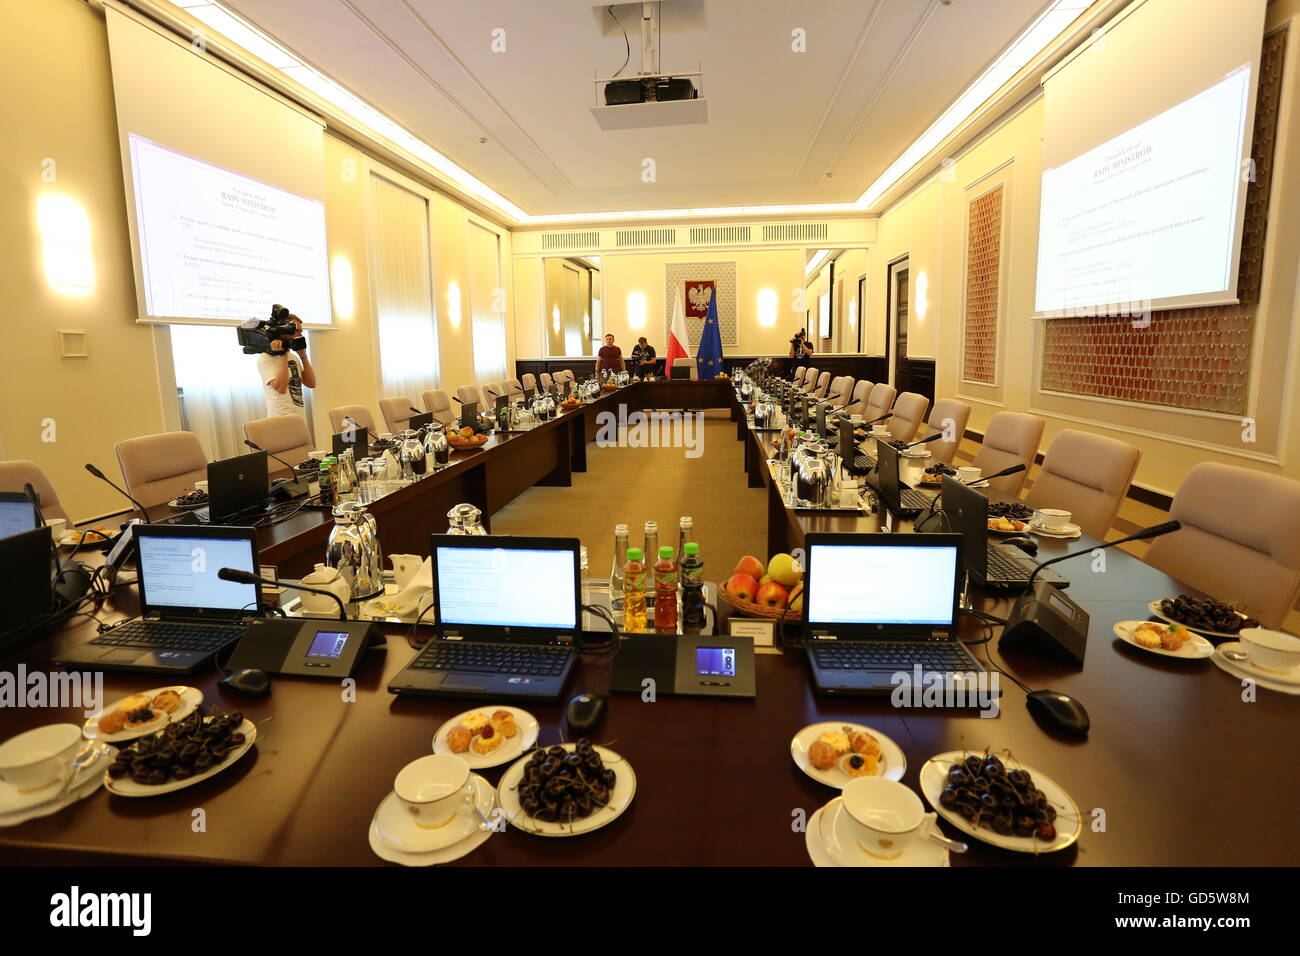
xmin=0 ymin=495 xmax=38 ymax=541
xmin=306 ymin=630 xmax=349 ymax=659
xmin=137 ymin=533 xmax=257 ymax=612
xmin=435 ymin=546 xmax=577 ymax=630
xmin=695 ymin=647 xmax=736 ymax=678
xmin=806 ymin=543 xmax=958 ymax=627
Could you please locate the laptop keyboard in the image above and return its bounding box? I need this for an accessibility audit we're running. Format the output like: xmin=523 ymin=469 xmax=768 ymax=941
xmin=91 ymin=620 xmax=245 ymax=652
xmin=986 ymin=545 xmax=1032 ymax=581
xmin=847 ymin=455 xmax=876 ymax=475
xmin=409 ymin=641 xmax=572 ymax=677
xmin=811 ymin=640 xmax=975 ymax=673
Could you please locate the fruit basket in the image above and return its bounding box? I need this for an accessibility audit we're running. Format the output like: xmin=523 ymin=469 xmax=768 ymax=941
xmin=719 ymin=586 xmax=798 ymax=620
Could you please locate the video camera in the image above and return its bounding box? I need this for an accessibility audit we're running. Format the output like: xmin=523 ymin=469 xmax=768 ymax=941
xmin=237 ymin=304 xmax=307 ymax=355
xmin=789 ymin=327 xmax=808 ymax=347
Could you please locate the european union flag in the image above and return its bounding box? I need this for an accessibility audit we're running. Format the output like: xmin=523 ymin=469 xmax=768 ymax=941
xmin=695 ymin=289 xmax=724 ymax=380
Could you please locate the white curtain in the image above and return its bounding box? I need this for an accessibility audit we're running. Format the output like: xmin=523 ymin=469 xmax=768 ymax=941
xmin=369 ymin=173 xmax=439 ymax=398
xmin=468 ymin=221 xmax=507 ymax=385
xmin=170 ymin=324 xmax=270 ymax=461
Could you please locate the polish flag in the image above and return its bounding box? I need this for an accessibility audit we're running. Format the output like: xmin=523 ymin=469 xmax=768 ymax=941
xmin=667 ymin=284 xmax=689 ymax=370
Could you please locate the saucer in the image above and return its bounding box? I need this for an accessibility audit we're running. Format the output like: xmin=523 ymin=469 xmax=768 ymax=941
xmin=0 ymin=746 xmax=115 ymax=825
xmin=1212 ymin=642 xmax=1300 ymax=694
xmin=1028 ymin=519 xmax=1081 ymax=539
xmin=813 ymin=799 xmax=948 ymax=867
xmin=373 ymin=773 xmax=495 ymax=855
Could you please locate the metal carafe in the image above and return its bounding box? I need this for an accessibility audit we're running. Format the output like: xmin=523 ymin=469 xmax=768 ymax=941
xmin=326 ymin=501 xmax=384 ymax=600
xmin=423 ymin=427 xmax=450 ymax=469
xmin=794 ymin=441 xmax=833 ymax=509
xmin=398 ymin=429 xmax=427 ymax=479
xmin=446 ymin=503 xmax=488 ymax=535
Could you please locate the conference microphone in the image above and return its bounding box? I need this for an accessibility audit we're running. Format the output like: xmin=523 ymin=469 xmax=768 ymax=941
xmin=1025 ymin=519 xmax=1180 ymax=590
xmin=862 ymin=412 xmax=894 ymax=428
xmin=244 ymin=439 xmax=299 ymax=476
xmin=410 ymin=406 xmax=423 ymax=416
xmin=964 ymin=463 xmax=1027 ymax=488
xmin=907 ymin=432 xmax=946 ymax=448
xmin=85 ymin=462 xmax=152 ymax=523
xmin=217 ymin=567 xmax=348 ymax=621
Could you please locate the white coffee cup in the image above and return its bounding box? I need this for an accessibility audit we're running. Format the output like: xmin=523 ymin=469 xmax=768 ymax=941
xmin=309 ymin=450 xmax=328 ymax=460
xmin=394 ymin=754 xmax=475 ymax=830
xmin=957 ymin=466 xmax=982 ymax=484
xmin=0 ymin=724 xmax=82 ymax=795
xmin=1237 ymin=627 xmax=1300 ymax=673
xmin=871 ymin=425 xmax=890 ymax=437
xmin=45 ymin=518 xmax=67 ymax=542
xmin=193 ymin=480 xmax=209 ymax=493
xmin=841 ymin=777 xmax=937 ymax=861
xmin=1037 ymin=508 xmax=1072 ymax=531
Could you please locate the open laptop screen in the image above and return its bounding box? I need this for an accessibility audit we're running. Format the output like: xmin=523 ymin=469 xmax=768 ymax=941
xmin=806 ymin=541 xmax=959 ymax=627
xmin=434 ymin=544 xmax=577 ymax=630
xmin=0 ymin=494 xmax=38 ymax=541
xmin=137 ymin=531 xmax=258 ymax=614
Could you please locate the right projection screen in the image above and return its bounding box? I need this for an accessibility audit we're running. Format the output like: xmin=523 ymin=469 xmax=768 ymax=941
xmin=1034 ymin=0 xmax=1267 ymax=318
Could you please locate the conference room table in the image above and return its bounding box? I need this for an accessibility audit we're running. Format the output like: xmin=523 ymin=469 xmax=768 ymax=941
xmin=1 ymin=380 xmax=1297 ymax=866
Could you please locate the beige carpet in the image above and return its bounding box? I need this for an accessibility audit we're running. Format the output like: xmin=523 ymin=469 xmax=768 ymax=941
xmin=491 ymin=418 xmax=769 ymax=580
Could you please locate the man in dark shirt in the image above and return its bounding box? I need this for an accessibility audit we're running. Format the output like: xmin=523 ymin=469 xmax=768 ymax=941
xmin=630 ymin=337 xmax=657 ymax=377
xmin=597 ymin=334 xmax=626 ymax=374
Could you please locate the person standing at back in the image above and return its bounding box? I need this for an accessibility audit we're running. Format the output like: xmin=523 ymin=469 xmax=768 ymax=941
xmin=630 ymin=336 xmax=657 ymax=377
xmin=257 ymin=313 xmax=317 ymax=417
xmin=597 ymin=333 xmax=626 ymax=375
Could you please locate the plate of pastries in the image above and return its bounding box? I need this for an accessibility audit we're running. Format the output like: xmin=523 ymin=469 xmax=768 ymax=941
xmin=431 ymin=707 xmax=539 ymax=769
xmin=1113 ymin=620 xmax=1213 ymax=659
xmin=82 ymin=686 xmax=203 ymax=742
xmin=790 ymin=722 xmax=906 ymax=789
xmin=497 ymin=740 xmax=635 ymax=836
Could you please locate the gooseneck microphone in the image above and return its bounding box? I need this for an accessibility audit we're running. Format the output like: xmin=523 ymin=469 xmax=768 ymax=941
xmin=964 ymin=463 xmax=1027 ymax=488
xmin=217 ymin=567 xmax=348 ymax=621
xmin=85 ymin=462 xmax=152 ymax=522
xmin=243 ymin=439 xmax=298 ymax=476
xmin=1025 ymin=520 xmax=1181 ymax=589
xmin=862 ymin=412 xmax=894 ymax=428
xmin=907 ymin=432 xmax=946 ymax=448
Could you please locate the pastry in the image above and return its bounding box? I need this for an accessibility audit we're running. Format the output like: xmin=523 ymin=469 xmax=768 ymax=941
xmin=817 ymin=731 xmax=850 ymax=756
xmin=490 ymin=709 xmax=518 ymax=738
xmin=446 ymin=726 xmax=471 ymax=753
xmin=125 ymin=707 xmax=160 ymax=728
xmin=840 ymin=752 xmax=879 ymax=778
xmin=460 ymin=711 xmax=488 ymax=734
xmin=152 ymin=690 xmax=183 ymax=714
xmin=97 ymin=709 xmax=128 ymax=735
xmin=117 ymin=694 xmax=152 ymax=713
xmin=808 ymin=739 xmax=838 ymax=771
xmin=1160 ymin=623 xmax=1191 ymax=651
xmin=469 ymin=725 xmax=503 ymax=755
xmin=1132 ymin=622 xmax=1164 ymax=648
xmin=848 ymin=730 xmax=881 ymax=758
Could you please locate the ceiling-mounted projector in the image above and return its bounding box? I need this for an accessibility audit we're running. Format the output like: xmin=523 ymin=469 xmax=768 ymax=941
xmin=591 ymin=2 xmax=707 ymax=129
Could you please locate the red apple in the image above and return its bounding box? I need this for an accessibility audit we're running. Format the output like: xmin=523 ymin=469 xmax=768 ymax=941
xmin=724 ymin=572 xmax=759 ymax=602
xmin=733 ymin=555 xmax=765 ymax=580
xmin=755 ymin=581 xmax=789 ymax=609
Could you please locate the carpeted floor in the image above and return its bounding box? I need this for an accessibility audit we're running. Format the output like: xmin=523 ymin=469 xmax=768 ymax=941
xmin=490 ymin=417 xmax=769 ymax=581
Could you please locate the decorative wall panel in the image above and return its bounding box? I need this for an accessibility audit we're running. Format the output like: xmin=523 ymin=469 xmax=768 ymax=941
xmin=665 ymin=261 xmax=738 ymax=348
xmin=962 ymin=185 xmax=1003 ymax=384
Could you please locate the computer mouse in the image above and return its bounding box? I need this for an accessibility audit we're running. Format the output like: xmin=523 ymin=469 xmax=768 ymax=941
xmin=1001 ymin=535 xmax=1038 ymax=556
xmin=565 ymin=692 xmax=607 ymax=735
xmin=218 ymin=667 xmax=272 ymax=697
xmin=1025 ymin=689 xmax=1089 ymax=737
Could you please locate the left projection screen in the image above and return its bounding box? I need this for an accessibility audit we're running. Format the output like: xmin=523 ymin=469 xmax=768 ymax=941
xmin=129 ymin=134 xmax=330 ymax=323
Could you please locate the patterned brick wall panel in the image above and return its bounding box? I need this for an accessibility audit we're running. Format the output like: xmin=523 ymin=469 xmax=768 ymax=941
xmin=665 ymin=261 xmax=738 ymax=348
xmin=962 ymin=185 xmax=1003 ymax=384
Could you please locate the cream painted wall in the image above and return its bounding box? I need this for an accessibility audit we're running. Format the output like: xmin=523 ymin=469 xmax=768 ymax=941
xmin=865 ymin=0 xmax=1300 ymax=495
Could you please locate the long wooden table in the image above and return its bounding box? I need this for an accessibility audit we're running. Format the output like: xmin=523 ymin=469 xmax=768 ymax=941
xmin=2 ymin=381 xmax=1296 ymax=866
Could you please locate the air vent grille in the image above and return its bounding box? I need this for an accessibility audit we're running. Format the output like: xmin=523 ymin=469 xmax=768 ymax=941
xmin=615 ymin=227 xmax=677 ymax=248
xmin=689 ymin=225 xmax=752 ymax=245
xmin=762 ymin=223 xmax=829 ymax=243
xmin=541 ymin=231 xmax=601 ymax=251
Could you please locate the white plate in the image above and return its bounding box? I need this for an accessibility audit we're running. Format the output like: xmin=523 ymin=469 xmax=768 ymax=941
xmin=813 ymin=798 xmax=949 ymax=867
xmin=1112 ymin=621 xmax=1214 ymax=660
xmin=919 ymin=751 xmax=1081 ymax=853
xmin=790 ymin=722 xmax=906 ymax=789
xmin=0 ymin=746 xmax=116 ymax=827
xmin=82 ymin=686 xmax=203 ymax=742
xmin=1027 ymin=520 xmax=1081 ymax=538
xmin=373 ymin=773 xmax=496 ymax=855
xmin=104 ymin=718 xmax=256 ymax=797
xmin=167 ymin=497 xmax=208 ymax=510
xmin=497 ymin=744 xmax=635 ymax=837
xmin=900 ymin=448 xmax=932 ymax=459
xmin=1212 ymin=642 xmax=1300 ymax=690
xmin=431 ymin=706 xmax=539 ymax=770
xmin=1147 ymin=600 xmax=1254 ymax=640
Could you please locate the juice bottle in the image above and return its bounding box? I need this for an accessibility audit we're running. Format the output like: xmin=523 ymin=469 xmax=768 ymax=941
xmin=622 ymin=547 xmax=648 ymax=632
xmin=653 ymin=546 xmax=678 ymax=631
xmin=680 ymin=542 xmax=706 ymax=630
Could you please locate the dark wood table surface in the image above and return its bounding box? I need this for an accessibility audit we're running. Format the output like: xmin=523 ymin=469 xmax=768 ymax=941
xmin=2 ymin=382 xmax=1296 ymax=866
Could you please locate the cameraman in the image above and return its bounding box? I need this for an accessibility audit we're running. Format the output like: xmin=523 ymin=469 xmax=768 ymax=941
xmin=257 ymin=314 xmax=317 ymax=417
xmin=788 ymin=328 xmax=815 ymax=359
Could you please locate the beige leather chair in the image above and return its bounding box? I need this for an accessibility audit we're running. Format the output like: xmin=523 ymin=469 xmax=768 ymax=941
xmin=811 ymin=371 xmax=832 ymax=399
xmin=887 ymin=392 xmax=930 ymax=443
xmin=927 ymin=398 xmax=972 ymax=466
xmin=791 ymin=368 xmax=808 ymax=388
xmin=329 ymin=405 xmax=377 ymax=435
xmin=539 ymin=373 xmax=554 ymax=390
xmin=481 ymin=382 xmax=507 ymax=406
xmin=521 ymin=373 xmax=538 ymax=393
xmin=800 ymin=367 xmax=820 ymax=393
xmin=1025 ymin=430 xmax=1141 ymax=540
xmin=244 ymin=415 xmax=314 ymax=480
xmin=378 ymin=396 xmax=417 ymax=434
xmin=421 ymin=389 xmax=455 ymax=426
xmin=668 ymin=356 xmax=698 ymax=380
xmin=115 ymin=431 xmax=208 ymax=513
xmin=0 ymin=460 xmax=69 ymax=523
xmin=455 ymin=385 xmax=483 ymax=409
xmin=971 ymin=412 xmax=1044 ymax=497
xmin=863 ymin=383 xmax=897 ymax=423
xmin=843 ymin=380 xmax=874 ymax=417
xmin=825 ymin=376 xmax=854 ymax=408
xmin=555 ymin=370 xmax=575 ymax=385
xmin=1143 ymin=464 xmax=1300 ymax=628
xmin=504 ymin=378 xmax=524 ymax=399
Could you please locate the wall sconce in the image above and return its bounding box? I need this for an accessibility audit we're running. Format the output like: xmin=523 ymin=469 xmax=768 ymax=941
xmin=915 ymin=271 xmax=929 ymax=319
xmin=448 ymin=281 xmax=462 ymax=327
xmin=583 ymin=312 xmax=591 ymax=335
xmin=552 ymin=305 xmax=561 ymax=334
xmin=627 ymin=292 xmax=647 ymax=329
xmin=37 ymin=194 xmax=94 ymax=296
xmin=757 ymin=288 xmax=777 ymax=326
xmin=848 ymin=299 xmax=857 ymax=328
xmin=330 ymin=256 xmax=354 ymax=320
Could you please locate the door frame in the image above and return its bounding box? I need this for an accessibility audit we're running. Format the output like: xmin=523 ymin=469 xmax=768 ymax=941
xmin=885 ymin=255 xmax=910 ymax=387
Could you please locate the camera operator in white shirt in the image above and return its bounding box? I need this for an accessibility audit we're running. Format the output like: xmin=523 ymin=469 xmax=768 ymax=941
xmin=256 ymin=313 xmax=317 ymax=417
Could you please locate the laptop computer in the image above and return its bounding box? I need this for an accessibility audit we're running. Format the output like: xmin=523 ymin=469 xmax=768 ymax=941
xmin=0 ymin=492 xmax=39 ymax=541
xmin=56 ymin=524 xmax=259 ymax=673
xmin=388 ymin=535 xmax=580 ymax=700
xmin=0 ymin=527 xmax=54 ymax=644
xmin=523 ymin=386 xmax=535 ymax=403
xmin=940 ymin=477 xmax=1069 ymax=590
xmin=332 ymin=426 xmax=369 ymax=457
xmin=872 ymin=440 xmax=932 ymax=517
xmin=407 ymin=411 xmax=433 ymax=431
xmin=459 ymin=400 xmax=479 ymax=428
xmin=198 ymin=451 xmax=269 ymax=524
xmin=670 ymin=364 xmax=692 ymax=380
xmin=801 ymin=533 xmax=987 ymax=696
xmin=494 ymin=394 xmax=509 ymax=417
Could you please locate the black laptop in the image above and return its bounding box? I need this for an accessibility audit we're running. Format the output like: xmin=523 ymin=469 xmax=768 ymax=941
xmin=56 ymin=524 xmax=258 ymax=673
xmin=802 ymin=533 xmax=988 ymax=697
xmin=333 ymin=426 xmax=369 ymax=457
xmin=0 ymin=491 xmax=39 ymax=541
xmin=388 ymin=535 xmax=580 ymax=700
xmin=459 ymin=401 xmax=478 ymax=428
xmin=940 ymin=477 xmax=1069 ymax=590
xmin=670 ymin=364 xmax=692 ymax=380
xmin=872 ymin=440 xmax=932 ymax=517
xmin=0 ymin=526 xmax=54 ymax=643
xmin=407 ymin=411 xmax=433 ymax=431
xmin=199 ymin=451 xmax=269 ymax=524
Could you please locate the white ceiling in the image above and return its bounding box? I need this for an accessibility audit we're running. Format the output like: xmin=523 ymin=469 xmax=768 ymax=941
xmin=220 ymin=0 xmax=1057 ymax=216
